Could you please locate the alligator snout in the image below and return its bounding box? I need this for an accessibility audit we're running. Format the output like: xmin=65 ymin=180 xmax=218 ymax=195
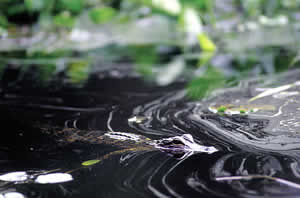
xmin=153 ymin=134 xmax=218 ymax=159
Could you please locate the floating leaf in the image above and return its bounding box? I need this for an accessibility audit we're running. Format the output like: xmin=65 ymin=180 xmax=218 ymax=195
xmin=35 ymin=173 xmax=73 ymax=184
xmin=81 ymin=159 xmax=100 ymax=166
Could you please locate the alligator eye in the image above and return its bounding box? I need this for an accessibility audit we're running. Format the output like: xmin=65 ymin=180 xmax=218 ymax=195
xmin=158 ymin=139 xmax=184 ymax=146
xmin=163 ymin=140 xmax=184 ymax=146
xmin=168 ymin=139 xmax=184 ymax=146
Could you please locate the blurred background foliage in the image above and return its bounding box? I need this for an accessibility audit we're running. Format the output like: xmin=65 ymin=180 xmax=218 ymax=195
xmin=0 ymin=0 xmax=300 ymax=98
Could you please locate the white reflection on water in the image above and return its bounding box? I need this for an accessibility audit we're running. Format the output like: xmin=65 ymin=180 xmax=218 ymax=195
xmin=1 ymin=192 xmax=24 ymax=198
xmin=0 ymin=171 xmax=73 ymax=184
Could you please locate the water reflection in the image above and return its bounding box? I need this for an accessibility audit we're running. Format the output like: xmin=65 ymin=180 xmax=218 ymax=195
xmin=0 ymin=191 xmax=25 ymax=198
xmin=0 ymin=68 xmax=300 ymax=197
xmin=211 ymin=152 xmax=300 ymax=197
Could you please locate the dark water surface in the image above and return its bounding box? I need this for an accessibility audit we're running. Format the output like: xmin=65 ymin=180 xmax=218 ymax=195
xmin=0 ymin=65 xmax=300 ymax=198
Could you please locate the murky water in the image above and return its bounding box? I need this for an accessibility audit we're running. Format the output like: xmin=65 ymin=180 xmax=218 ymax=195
xmin=0 ymin=65 xmax=300 ymax=198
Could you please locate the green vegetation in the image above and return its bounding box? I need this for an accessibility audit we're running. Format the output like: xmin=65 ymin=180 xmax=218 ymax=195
xmin=240 ymin=109 xmax=246 ymax=114
xmin=89 ymin=7 xmax=117 ymax=24
xmin=217 ymin=106 xmax=227 ymax=113
xmin=187 ymin=65 xmax=225 ymax=99
xmin=0 ymin=0 xmax=299 ymax=97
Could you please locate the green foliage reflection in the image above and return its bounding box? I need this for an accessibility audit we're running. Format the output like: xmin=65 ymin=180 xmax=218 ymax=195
xmin=0 ymin=0 xmax=299 ymax=98
xmin=187 ymin=66 xmax=225 ymax=100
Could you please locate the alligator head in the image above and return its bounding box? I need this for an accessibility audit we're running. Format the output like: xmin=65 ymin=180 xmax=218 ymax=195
xmin=153 ymin=134 xmax=218 ymax=159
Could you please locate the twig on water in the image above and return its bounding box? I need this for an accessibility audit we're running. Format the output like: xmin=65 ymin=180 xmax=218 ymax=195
xmin=215 ymin=175 xmax=300 ymax=189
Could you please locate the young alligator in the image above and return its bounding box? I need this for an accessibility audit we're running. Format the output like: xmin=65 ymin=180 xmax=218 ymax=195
xmin=40 ymin=125 xmax=218 ymax=159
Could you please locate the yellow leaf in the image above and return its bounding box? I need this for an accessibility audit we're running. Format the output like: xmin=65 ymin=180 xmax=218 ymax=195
xmin=81 ymin=160 xmax=100 ymax=166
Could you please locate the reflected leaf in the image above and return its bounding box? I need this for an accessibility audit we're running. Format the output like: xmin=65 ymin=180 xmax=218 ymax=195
xmin=222 ymin=26 xmax=299 ymax=52
xmin=0 ymin=14 xmax=9 ymax=28
xmin=34 ymin=173 xmax=73 ymax=184
xmin=152 ymin=0 xmax=181 ymax=15
xmin=290 ymin=52 xmax=300 ymax=67
xmin=0 ymin=170 xmax=73 ymax=184
xmin=0 ymin=15 xmax=180 ymax=52
xmin=186 ymin=66 xmax=225 ymax=100
xmin=0 ymin=27 xmax=7 ymax=38
xmin=36 ymin=64 xmax=57 ymax=83
xmin=54 ymin=11 xmax=75 ymax=28
xmin=198 ymin=33 xmax=216 ymax=52
xmin=89 ymin=7 xmax=117 ymax=24
xmin=25 ymin=0 xmax=45 ymax=11
xmin=60 ymin=0 xmax=84 ymax=13
xmin=0 ymin=172 xmax=28 ymax=182
xmin=198 ymin=51 xmax=215 ymax=66
xmin=81 ymin=160 xmax=100 ymax=166
xmin=66 ymin=60 xmax=89 ymax=84
xmin=1 ymin=192 xmax=25 ymax=198
xmin=0 ymin=64 xmax=6 ymax=78
xmin=71 ymin=14 xmax=181 ymax=50
xmin=182 ymin=7 xmax=203 ymax=35
xmin=249 ymin=82 xmax=298 ymax=102
xmin=156 ymin=57 xmax=185 ymax=85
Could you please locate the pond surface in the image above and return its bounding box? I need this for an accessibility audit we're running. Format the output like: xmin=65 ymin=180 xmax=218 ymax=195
xmin=0 ymin=65 xmax=300 ymax=198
